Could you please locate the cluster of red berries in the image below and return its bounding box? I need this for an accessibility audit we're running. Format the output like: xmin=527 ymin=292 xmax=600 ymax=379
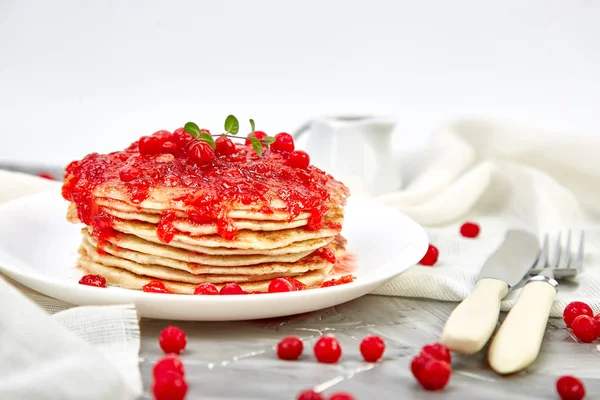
xmin=419 ymin=221 xmax=481 ymax=266
xmin=410 ymin=343 xmax=452 ymax=391
xmin=563 ymin=301 xmax=600 ymax=343
xmin=274 ymin=334 xmax=384 ymax=399
xmin=141 ymin=277 xmax=309 ymax=295
xmin=152 ymin=326 xmax=188 ymax=400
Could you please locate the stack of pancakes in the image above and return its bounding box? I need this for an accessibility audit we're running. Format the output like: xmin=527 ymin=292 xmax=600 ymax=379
xmin=67 ymin=188 xmax=347 ymax=293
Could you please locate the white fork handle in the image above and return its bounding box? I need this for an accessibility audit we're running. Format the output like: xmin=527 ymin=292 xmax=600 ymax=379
xmin=440 ymin=278 xmax=508 ymax=354
xmin=488 ymin=280 xmax=557 ymax=375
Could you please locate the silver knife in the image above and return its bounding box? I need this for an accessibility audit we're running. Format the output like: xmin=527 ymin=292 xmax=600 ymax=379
xmin=440 ymin=230 xmax=540 ymax=354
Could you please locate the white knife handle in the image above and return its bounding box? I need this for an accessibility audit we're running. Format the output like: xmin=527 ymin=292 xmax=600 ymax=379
xmin=440 ymin=278 xmax=508 ymax=354
xmin=488 ymin=279 xmax=557 ymax=375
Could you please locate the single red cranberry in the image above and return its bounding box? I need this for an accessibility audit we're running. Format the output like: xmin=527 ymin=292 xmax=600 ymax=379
xmin=329 ymin=393 xmax=355 ymax=400
xmin=78 ymin=274 xmax=106 ymax=288
xmin=152 ymin=370 xmax=188 ymax=400
xmin=563 ymin=301 xmax=594 ymax=328
xmin=360 ymin=335 xmax=386 ymax=362
xmin=119 ymin=165 xmax=141 ymax=182
xmin=594 ymin=314 xmax=600 ymax=337
xmin=283 ymin=277 xmax=308 ymax=291
xmin=410 ymin=353 xmax=431 ymax=380
xmin=277 ymin=336 xmax=303 ymax=360
xmin=194 ymin=283 xmax=219 ymax=295
xmin=271 ymin=132 xmax=295 ymax=152
xmin=143 ymin=280 xmax=172 ymax=294
xmin=139 ymin=135 xmax=163 ymax=155
xmin=286 ymin=150 xmax=310 ymax=169
xmin=296 ymin=390 xmax=324 ymax=400
xmin=152 ymin=355 xmax=185 ymax=379
xmin=421 ymin=343 xmax=452 ymax=363
xmin=268 ymin=278 xmax=295 ymax=293
xmin=415 ymin=358 xmax=451 ymax=391
xmin=159 ymin=326 xmax=187 ymax=354
xmin=173 ymin=128 xmax=194 ymax=148
xmin=152 ymin=130 xmax=173 ymax=141
xmin=314 ymin=335 xmax=342 ymax=363
xmin=419 ymin=244 xmax=439 ymax=266
xmin=556 ymin=375 xmax=586 ymax=400
xmin=219 ymin=282 xmax=246 ymax=295
xmin=460 ymin=222 xmax=480 ymax=238
xmin=215 ymin=135 xmax=236 ymax=156
xmin=37 ymin=172 xmax=56 ymax=180
xmin=245 ymin=130 xmax=267 ymax=145
xmin=161 ymin=141 xmax=178 ymax=154
xmin=571 ymin=315 xmax=599 ymax=343
xmin=187 ymin=140 xmax=215 ymax=165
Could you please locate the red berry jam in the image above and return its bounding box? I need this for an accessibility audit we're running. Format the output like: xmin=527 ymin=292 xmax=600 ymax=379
xmin=286 ymin=150 xmax=310 ymax=169
xmin=563 ymin=301 xmax=594 ymax=328
xmin=571 ymin=315 xmax=599 ymax=343
xmin=283 ymin=277 xmax=308 ymax=291
xmin=315 ymin=248 xmax=336 ymax=264
xmin=159 ymin=326 xmax=187 ymax=354
xmin=460 ymin=222 xmax=480 ymax=238
xmin=268 ymin=278 xmax=295 ymax=293
xmin=276 ymin=336 xmax=303 ymax=360
xmin=215 ymin=135 xmax=236 ymax=156
xmin=119 ymin=165 xmax=141 ymax=182
xmin=193 ymin=283 xmax=219 ymax=295
xmin=271 ymin=132 xmax=295 ymax=152
xmin=152 ymin=370 xmax=188 ymax=400
xmin=152 ymin=356 xmax=185 ymax=379
xmin=321 ymin=274 xmax=354 ymax=288
xmin=143 ymin=280 xmax=172 ymax=294
xmin=419 ymin=244 xmax=439 ymax=266
xmin=297 ymin=390 xmax=324 ymax=400
xmin=360 ymin=335 xmax=385 ymax=362
xmin=78 ymin=274 xmax=106 ymax=288
xmin=313 ymin=335 xmax=342 ymax=363
xmin=219 ymin=282 xmax=247 ymax=295
xmin=556 ymin=375 xmax=586 ymax=400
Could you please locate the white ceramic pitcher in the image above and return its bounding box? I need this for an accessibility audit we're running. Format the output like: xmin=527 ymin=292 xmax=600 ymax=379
xmin=293 ymin=115 xmax=401 ymax=197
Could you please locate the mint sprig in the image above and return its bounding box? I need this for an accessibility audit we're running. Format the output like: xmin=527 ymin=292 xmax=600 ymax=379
xmin=224 ymin=115 xmax=239 ymax=135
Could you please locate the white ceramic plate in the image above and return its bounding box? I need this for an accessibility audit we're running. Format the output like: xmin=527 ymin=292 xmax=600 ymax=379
xmin=0 ymin=190 xmax=428 ymax=321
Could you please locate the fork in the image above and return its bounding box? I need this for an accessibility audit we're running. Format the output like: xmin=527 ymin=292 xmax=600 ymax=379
xmin=487 ymin=230 xmax=585 ymax=375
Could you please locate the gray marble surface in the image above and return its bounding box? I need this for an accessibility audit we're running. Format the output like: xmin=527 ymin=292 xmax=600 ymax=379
xmin=138 ymin=295 xmax=600 ymax=400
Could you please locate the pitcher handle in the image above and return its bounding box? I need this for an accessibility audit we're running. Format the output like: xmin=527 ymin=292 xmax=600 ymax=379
xmin=292 ymin=120 xmax=312 ymax=139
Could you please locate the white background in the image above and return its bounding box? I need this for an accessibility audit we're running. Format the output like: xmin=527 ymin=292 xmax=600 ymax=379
xmin=0 ymin=0 xmax=599 ymax=168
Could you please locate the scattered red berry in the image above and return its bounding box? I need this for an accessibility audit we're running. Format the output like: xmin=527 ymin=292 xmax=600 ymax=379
xmin=37 ymin=172 xmax=56 ymax=180
xmin=215 ymin=135 xmax=236 ymax=156
xmin=410 ymin=353 xmax=430 ymax=380
xmin=245 ymin=130 xmax=267 ymax=146
xmin=419 ymin=244 xmax=439 ymax=266
xmin=563 ymin=301 xmax=594 ymax=328
xmin=78 ymin=274 xmax=106 ymax=288
xmin=460 ymin=222 xmax=480 ymax=238
xmin=286 ymin=150 xmax=310 ymax=169
xmin=416 ymin=358 xmax=452 ymax=391
xmin=277 ymin=336 xmax=303 ymax=360
xmin=193 ymin=283 xmax=219 ymax=295
xmin=321 ymin=275 xmax=355 ymax=288
xmin=268 ymin=278 xmax=296 ymax=293
xmin=152 ymin=370 xmax=188 ymax=400
xmin=296 ymin=390 xmax=324 ymax=400
xmin=119 ymin=165 xmax=141 ymax=182
xmin=314 ymin=335 xmax=342 ymax=363
xmin=556 ymin=375 xmax=586 ymax=400
xmin=143 ymin=280 xmax=172 ymax=294
xmin=315 ymin=248 xmax=336 ymax=264
xmin=187 ymin=140 xmax=215 ymax=166
xmin=329 ymin=393 xmax=355 ymax=400
xmin=271 ymin=132 xmax=295 ymax=152
xmin=159 ymin=326 xmax=187 ymax=354
xmin=421 ymin=343 xmax=452 ymax=364
xmin=219 ymin=282 xmax=247 ymax=295
xmin=152 ymin=355 xmax=185 ymax=379
xmin=571 ymin=315 xmax=599 ymax=343
xmin=360 ymin=335 xmax=385 ymax=362
xmin=172 ymin=127 xmax=194 ymax=149
xmin=139 ymin=135 xmax=163 ymax=155
xmin=594 ymin=314 xmax=600 ymax=337
xmin=283 ymin=277 xmax=308 ymax=291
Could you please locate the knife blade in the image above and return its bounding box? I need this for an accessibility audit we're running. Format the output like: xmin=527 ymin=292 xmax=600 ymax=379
xmin=440 ymin=229 xmax=540 ymax=354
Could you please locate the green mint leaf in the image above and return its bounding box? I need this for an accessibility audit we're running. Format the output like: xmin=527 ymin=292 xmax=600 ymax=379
xmin=261 ymin=135 xmax=276 ymax=146
xmin=200 ymin=132 xmax=216 ymax=149
xmin=249 ymin=119 xmax=255 ymax=135
xmin=224 ymin=115 xmax=239 ymax=135
xmin=250 ymin=137 xmax=263 ymax=156
xmin=184 ymin=122 xmax=201 ymax=138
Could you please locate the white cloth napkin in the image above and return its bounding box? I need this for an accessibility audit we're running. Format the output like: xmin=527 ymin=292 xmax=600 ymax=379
xmin=0 ymin=170 xmax=142 ymax=400
xmin=373 ymin=118 xmax=600 ymax=317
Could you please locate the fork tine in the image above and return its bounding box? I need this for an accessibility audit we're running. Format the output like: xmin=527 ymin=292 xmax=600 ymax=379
xmin=574 ymin=231 xmax=585 ymax=271
xmin=534 ymin=234 xmax=549 ymax=270
xmin=549 ymin=232 xmax=562 ymax=269
xmin=559 ymin=230 xmax=572 ymax=269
